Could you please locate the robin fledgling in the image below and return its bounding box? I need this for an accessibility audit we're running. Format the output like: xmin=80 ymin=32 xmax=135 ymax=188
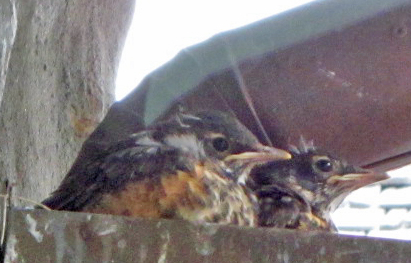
xmin=248 ymin=140 xmax=389 ymax=232
xmin=42 ymin=111 xmax=291 ymax=226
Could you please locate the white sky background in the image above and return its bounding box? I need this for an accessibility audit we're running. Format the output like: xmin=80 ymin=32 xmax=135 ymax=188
xmin=115 ymin=0 xmax=317 ymax=100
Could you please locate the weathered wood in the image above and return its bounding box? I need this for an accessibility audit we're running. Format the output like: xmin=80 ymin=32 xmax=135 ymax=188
xmin=5 ymin=209 xmax=411 ymax=262
xmin=0 ymin=0 xmax=17 ymax=103
xmin=0 ymin=0 xmax=135 ymax=204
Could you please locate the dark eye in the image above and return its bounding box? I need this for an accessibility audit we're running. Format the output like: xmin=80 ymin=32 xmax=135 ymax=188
xmin=315 ymin=159 xmax=333 ymax=172
xmin=212 ymin=137 xmax=230 ymax=152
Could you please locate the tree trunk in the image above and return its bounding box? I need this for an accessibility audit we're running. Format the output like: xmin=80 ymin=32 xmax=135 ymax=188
xmin=0 ymin=0 xmax=135 ymax=204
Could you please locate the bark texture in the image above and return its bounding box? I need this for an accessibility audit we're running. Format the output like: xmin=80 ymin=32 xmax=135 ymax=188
xmin=0 ymin=0 xmax=135 ymax=203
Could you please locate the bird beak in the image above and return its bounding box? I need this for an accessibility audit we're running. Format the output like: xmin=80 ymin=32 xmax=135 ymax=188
xmin=326 ymin=169 xmax=389 ymax=190
xmin=224 ymin=145 xmax=292 ymax=162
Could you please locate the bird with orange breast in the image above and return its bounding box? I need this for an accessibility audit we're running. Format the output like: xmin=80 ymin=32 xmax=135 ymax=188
xmin=42 ymin=111 xmax=291 ymax=226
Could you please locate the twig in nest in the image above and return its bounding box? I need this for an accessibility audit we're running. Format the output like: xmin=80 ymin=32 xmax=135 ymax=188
xmin=0 ymin=195 xmax=52 ymax=211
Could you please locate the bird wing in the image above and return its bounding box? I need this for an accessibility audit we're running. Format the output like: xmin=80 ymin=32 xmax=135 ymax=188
xmin=42 ymin=132 xmax=186 ymax=211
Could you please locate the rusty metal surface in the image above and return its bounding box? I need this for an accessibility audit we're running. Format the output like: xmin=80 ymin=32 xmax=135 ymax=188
xmin=153 ymin=4 xmax=411 ymax=172
xmin=4 ymin=209 xmax=411 ymax=262
xmin=72 ymin=0 xmax=411 ymax=191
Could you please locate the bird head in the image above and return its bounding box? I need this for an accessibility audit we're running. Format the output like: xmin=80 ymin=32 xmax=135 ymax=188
xmin=249 ymin=139 xmax=389 ymax=219
xmin=149 ymin=111 xmax=291 ymax=181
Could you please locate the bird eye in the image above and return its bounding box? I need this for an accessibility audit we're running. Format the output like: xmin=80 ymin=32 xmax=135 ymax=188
xmin=315 ymin=158 xmax=333 ymax=172
xmin=212 ymin=137 xmax=230 ymax=152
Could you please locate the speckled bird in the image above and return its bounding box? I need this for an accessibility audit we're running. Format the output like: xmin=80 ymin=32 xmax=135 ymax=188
xmin=42 ymin=111 xmax=291 ymax=226
xmin=248 ymin=140 xmax=389 ymax=232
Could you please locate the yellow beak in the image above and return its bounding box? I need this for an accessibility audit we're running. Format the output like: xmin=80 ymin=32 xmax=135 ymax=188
xmin=224 ymin=146 xmax=292 ymax=162
xmin=327 ymin=171 xmax=389 ymax=190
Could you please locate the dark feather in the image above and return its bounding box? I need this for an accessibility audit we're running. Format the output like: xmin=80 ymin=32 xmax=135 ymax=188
xmin=42 ymin=132 xmax=189 ymax=211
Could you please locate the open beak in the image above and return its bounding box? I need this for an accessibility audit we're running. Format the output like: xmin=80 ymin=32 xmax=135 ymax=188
xmin=327 ymin=169 xmax=389 ymax=190
xmin=224 ymin=145 xmax=292 ymax=163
